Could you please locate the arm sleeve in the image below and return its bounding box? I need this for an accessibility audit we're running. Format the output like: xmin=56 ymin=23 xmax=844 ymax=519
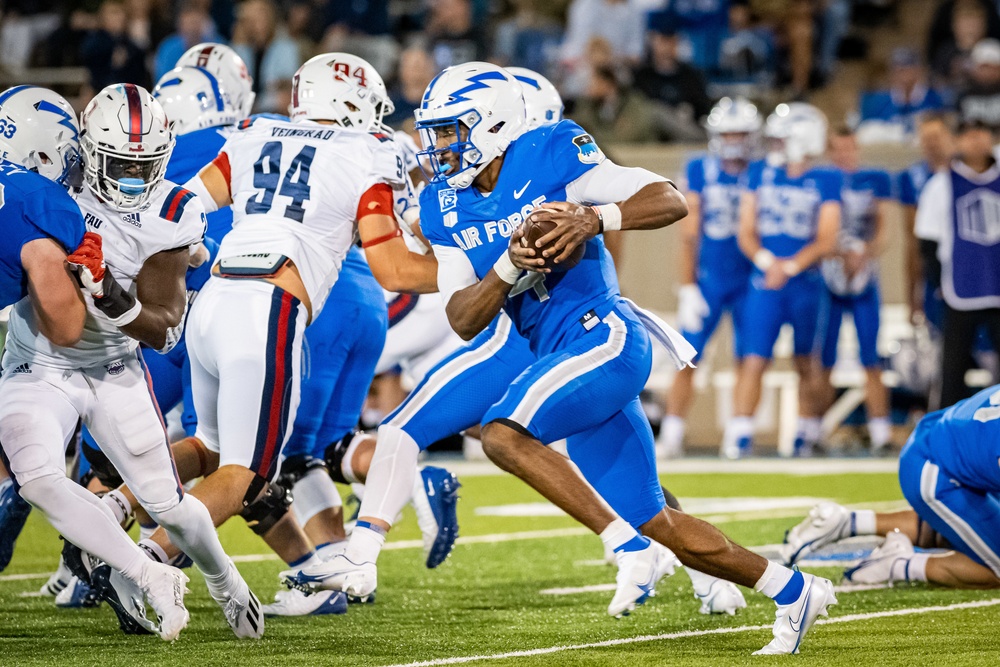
xmin=744 ymin=161 xmax=764 ymax=192
xmin=685 ymin=157 xmax=704 ymax=194
xmin=818 ymin=169 xmax=843 ymax=202
xmin=914 ymin=172 xmax=949 ymax=241
xmin=433 ymin=244 xmax=479 ymax=308
xmin=564 ymin=159 xmax=669 ymax=205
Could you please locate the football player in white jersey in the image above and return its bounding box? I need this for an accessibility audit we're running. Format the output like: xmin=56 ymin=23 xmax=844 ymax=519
xmin=0 ymin=84 xmax=252 ymax=641
xmin=176 ymin=42 xmax=256 ymax=118
xmin=133 ymin=55 xmax=437 ymax=603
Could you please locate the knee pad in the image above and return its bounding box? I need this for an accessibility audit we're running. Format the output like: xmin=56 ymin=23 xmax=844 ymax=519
xmin=276 ymin=454 xmax=325 ymax=489
xmin=240 ymin=476 xmax=293 ymax=536
xmin=80 ymin=440 xmax=125 ymax=489
xmin=323 ymin=431 xmax=361 ymax=485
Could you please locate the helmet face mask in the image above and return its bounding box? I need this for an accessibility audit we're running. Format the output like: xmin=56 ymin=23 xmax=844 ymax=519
xmin=0 ymin=85 xmax=83 ymax=190
xmin=765 ymin=102 xmax=827 ymax=167
xmin=416 ymin=111 xmax=483 ymax=184
xmin=705 ymin=97 xmax=761 ymax=163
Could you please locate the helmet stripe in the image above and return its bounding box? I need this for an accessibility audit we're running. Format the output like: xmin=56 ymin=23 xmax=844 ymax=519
xmin=197 ymin=68 xmax=225 ymax=112
xmin=0 ymin=85 xmax=37 ymax=108
xmin=124 ymin=84 xmax=143 ymax=143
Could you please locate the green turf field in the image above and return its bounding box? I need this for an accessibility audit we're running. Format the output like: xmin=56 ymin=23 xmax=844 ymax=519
xmin=2 ymin=464 xmax=998 ymax=666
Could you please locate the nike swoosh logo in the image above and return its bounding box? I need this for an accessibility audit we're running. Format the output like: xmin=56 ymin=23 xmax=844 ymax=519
xmin=788 ymin=581 xmax=811 ymax=634
xmin=513 ymin=181 xmax=532 ymax=199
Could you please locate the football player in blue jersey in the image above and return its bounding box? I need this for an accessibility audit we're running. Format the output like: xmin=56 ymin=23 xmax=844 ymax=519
xmin=724 ymin=103 xmax=842 ymax=459
xmin=819 ymin=126 xmax=893 ymax=453
xmin=286 ymin=63 xmax=836 ymax=654
xmin=660 ymin=97 xmax=759 ymax=458
xmin=783 ymin=383 xmax=1000 ymax=589
xmin=0 ymin=85 xmax=96 ymax=572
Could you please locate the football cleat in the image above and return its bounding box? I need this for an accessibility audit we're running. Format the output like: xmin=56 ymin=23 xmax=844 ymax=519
xmin=90 ymin=564 xmax=156 ymax=636
xmin=781 ymin=502 xmax=853 ymax=565
xmin=693 ymin=578 xmax=747 ymax=616
xmin=54 ymin=575 xmax=101 ymax=608
xmin=843 ymin=530 xmax=915 ymax=585
xmin=607 ymin=540 xmax=676 ymax=618
xmin=205 ymin=560 xmax=263 ymax=639
xmin=412 ymin=466 xmax=461 ymax=568
xmin=40 ymin=556 xmax=75 ymax=597
xmin=261 ymin=588 xmax=348 ymax=617
xmin=139 ymin=561 xmax=191 ymax=641
xmin=721 ymin=436 xmax=752 ymax=460
xmin=753 ymin=573 xmax=837 ymax=655
xmin=0 ymin=478 xmax=31 ymax=571
xmin=280 ymin=554 xmax=378 ymax=601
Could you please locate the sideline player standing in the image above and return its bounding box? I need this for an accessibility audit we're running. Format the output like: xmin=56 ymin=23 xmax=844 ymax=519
xmin=659 ymin=97 xmax=759 ymax=458
xmin=723 ymin=102 xmax=841 ymax=458
xmin=288 ymin=63 xmax=836 ymax=654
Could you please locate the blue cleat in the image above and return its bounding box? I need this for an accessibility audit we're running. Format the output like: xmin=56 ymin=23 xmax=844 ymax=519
xmin=412 ymin=466 xmax=461 ymax=568
xmin=0 ymin=478 xmax=31 ymax=571
xmin=55 ymin=576 xmax=102 ymax=608
xmin=262 ymin=588 xmax=348 ymax=616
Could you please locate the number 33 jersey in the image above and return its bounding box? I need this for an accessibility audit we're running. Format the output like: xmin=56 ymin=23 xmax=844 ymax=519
xmin=213 ymin=116 xmax=406 ymax=315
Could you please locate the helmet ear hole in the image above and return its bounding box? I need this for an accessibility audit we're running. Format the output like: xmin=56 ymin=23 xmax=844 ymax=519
xmin=488 ymin=121 xmax=504 ymax=135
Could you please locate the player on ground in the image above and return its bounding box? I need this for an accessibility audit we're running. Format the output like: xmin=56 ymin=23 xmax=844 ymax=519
xmin=286 ymin=63 xmax=836 ymax=653
xmin=0 ymin=85 xmax=97 ymax=572
xmin=819 ymin=126 xmax=893 ymax=453
xmin=723 ymin=103 xmax=841 ymax=458
xmin=130 ymin=54 xmax=437 ymax=617
xmin=659 ymin=97 xmax=758 ymax=458
xmin=783 ymin=383 xmax=1000 ymax=589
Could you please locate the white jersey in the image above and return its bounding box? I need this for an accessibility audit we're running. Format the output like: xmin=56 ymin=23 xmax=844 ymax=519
xmin=5 ymin=181 xmax=206 ymax=369
xmin=216 ymin=117 xmax=405 ymax=315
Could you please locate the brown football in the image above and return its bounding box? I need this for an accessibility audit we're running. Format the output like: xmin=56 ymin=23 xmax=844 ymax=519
xmin=520 ymin=218 xmax=586 ymax=271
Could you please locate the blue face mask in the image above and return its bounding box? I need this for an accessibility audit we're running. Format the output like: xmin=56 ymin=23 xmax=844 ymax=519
xmin=119 ymin=177 xmax=145 ymax=196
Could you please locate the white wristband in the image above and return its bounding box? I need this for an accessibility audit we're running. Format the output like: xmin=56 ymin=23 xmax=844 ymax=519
xmin=753 ymin=249 xmax=776 ymax=271
xmin=593 ymin=203 xmax=622 ymax=232
xmin=110 ymin=301 xmax=142 ymax=327
xmin=782 ymin=260 xmax=802 ymax=277
xmin=493 ymin=251 xmax=522 ymax=285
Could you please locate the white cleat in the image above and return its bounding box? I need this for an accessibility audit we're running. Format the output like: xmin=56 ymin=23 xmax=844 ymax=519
xmin=40 ymin=556 xmax=75 ymax=597
xmin=694 ymin=578 xmax=747 ymax=616
xmin=139 ymin=561 xmax=191 ymax=642
xmin=843 ymin=530 xmax=915 ymax=585
xmin=261 ymin=587 xmax=348 ymax=617
xmin=280 ymin=554 xmax=377 ymax=601
xmin=607 ymin=540 xmax=676 ymax=618
xmin=753 ymin=573 xmax=837 ymax=655
xmin=780 ymin=502 xmax=852 ymax=565
xmin=205 ymin=560 xmax=263 ymax=639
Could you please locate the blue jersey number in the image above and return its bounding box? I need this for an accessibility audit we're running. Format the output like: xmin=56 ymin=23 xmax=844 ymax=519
xmin=245 ymin=141 xmax=316 ymax=222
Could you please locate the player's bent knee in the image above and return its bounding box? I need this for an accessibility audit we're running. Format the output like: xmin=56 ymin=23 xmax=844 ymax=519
xmin=481 ymin=419 xmax=534 ymax=471
xmin=322 ymin=432 xmax=361 ymax=484
xmin=277 ymin=453 xmax=325 ymax=487
xmin=240 ymin=475 xmax=293 ymax=536
xmin=16 ymin=469 xmax=69 ymax=508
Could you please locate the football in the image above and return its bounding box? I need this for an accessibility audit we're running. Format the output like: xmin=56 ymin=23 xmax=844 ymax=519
xmin=520 ymin=216 xmax=586 ymax=271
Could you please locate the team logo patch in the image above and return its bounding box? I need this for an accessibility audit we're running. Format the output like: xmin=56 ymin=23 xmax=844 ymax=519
xmin=438 ymin=188 xmax=457 ymax=213
xmin=105 ymin=361 xmax=125 ymax=376
xmin=572 ymin=133 xmax=604 ymax=165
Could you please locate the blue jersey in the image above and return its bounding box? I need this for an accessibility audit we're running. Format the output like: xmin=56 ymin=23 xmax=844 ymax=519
xmin=685 ymin=153 xmax=751 ymax=286
xmin=896 ymin=161 xmax=934 ymax=207
xmin=918 ymin=385 xmax=1000 ymax=491
xmin=0 ymin=161 xmax=85 ymax=308
xmin=333 ymin=245 xmax=382 ymax=306
xmin=747 ymin=161 xmax=842 ymax=258
xmin=166 ymin=126 xmax=233 ymax=242
xmin=421 ymin=120 xmax=620 ymax=355
xmin=840 ymin=168 xmax=892 ymax=243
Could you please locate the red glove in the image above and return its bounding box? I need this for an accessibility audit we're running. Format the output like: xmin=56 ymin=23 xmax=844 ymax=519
xmin=67 ymin=231 xmax=107 ymax=297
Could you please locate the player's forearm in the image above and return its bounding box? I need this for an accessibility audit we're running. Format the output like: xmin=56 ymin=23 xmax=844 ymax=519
xmin=120 ymin=302 xmax=184 ymax=350
xmin=368 ymin=238 xmax=439 ymax=293
xmin=789 ymin=237 xmax=835 ymax=272
xmin=615 ymin=182 xmax=688 ymax=231
xmin=869 ymin=202 xmax=891 ymax=257
xmin=445 ymin=273 xmax=510 ymax=340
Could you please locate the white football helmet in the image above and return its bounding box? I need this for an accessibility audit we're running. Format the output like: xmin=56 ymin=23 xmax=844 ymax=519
xmin=290 ymin=53 xmax=394 ymax=131
xmin=415 ymin=62 xmax=525 ymax=189
xmin=81 ymin=84 xmax=174 ymax=212
xmin=507 ymin=67 xmax=563 ymax=130
xmin=705 ymin=96 xmax=761 ymax=162
xmin=764 ymin=102 xmax=828 ymax=166
xmin=153 ymin=66 xmax=239 ymax=136
xmin=177 ymin=42 xmax=255 ymax=117
xmin=0 ymin=85 xmax=82 ymax=190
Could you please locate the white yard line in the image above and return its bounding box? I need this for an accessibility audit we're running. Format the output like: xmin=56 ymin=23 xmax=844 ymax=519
xmin=539 ymin=581 xmax=891 ymax=596
xmin=381 ymin=598 xmax=1000 ymax=667
xmin=442 ymin=458 xmax=900 ymax=477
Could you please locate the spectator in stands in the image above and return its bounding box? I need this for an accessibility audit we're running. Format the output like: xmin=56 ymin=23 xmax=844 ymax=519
xmin=915 ymin=118 xmax=1000 ymax=408
xmin=80 ymin=0 xmax=150 ymax=92
xmin=856 ymin=48 xmax=946 ymax=144
xmin=385 ymin=46 xmax=437 ymax=128
xmin=287 ymin=1 xmax=319 ymax=63
xmin=958 ymin=38 xmax=1000 ymax=129
xmin=634 ymin=22 xmax=712 ymax=141
xmin=928 ymin=0 xmax=1000 ymax=82
xmin=656 ymin=0 xmax=730 ymax=71
xmin=153 ymin=1 xmax=222 ymax=80
xmin=749 ymin=0 xmax=816 ymax=97
xmin=570 ymin=65 xmax=656 ymax=143
xmin=320 ymin=0 xmax=397 ymax=76
xmin=560 ymin=0 xmax=646 ymax=95
xmin=0 ymin=0 xmax=61 ymax=70
xmin=930 ymin=0 xmax=996 ymax=88
xmin=425 ymin=0 xmax=489 ymax=70
xmin=492 ymin=0 xmax=564 ymax=75
xmin=713 ymin=1 xmax=776 ymax=89
xmin=231 ymin=0 xmax=300 ymax=113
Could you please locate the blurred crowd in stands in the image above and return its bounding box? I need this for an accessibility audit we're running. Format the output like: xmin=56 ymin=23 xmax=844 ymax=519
xmin=1 ymin=0 xmax=1000 ymax=143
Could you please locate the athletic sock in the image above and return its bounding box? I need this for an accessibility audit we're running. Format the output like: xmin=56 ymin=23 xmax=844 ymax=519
xmin=851 ymin=509 xmax=877 ymax=536
xmin=755 ymin=561 xmax=803 ymax=604
xmin=356 ymin=424 xmax=419 ymax=526
xmin=138 ymin=538 xmax=170 ymax=563
xmin=797 ymin=417 xmax=822 ymax=444
xmin=892 ymin=552 xmax=930 ymax=582
xmin=101 ymin=490 xmax=133 ymax=525
xmin=600 ymin=518 xmax=647 ymax=554
xmin=868 ymin=417 xmax=891 ymax=449
xmin=345 ymin=521 xmax=386 ymax=563
xmin=293 ymin=468 xmax=342 ymax=526
xmin=148 ymin=495 xmax=229 ymax=577
xmin=138 ymin=523 xmax=158 ymax=541
xmin=658 ymin=415 xmax=686 ymax=453
xmin=723 ymin=416 xmax=754 ymax=454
